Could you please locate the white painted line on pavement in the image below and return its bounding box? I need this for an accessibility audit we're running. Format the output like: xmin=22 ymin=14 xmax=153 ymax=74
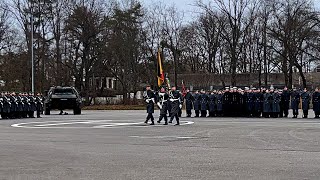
xmin=11 ymin=120 xmax=194 ymax=129
xmin=129 ymin=136 xmax=198 ymax=139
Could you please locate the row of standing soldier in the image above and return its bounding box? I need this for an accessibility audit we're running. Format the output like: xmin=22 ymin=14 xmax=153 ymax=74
xmin=143 ymin=86 xmax=320 ymax=125
xmin=0 ymin=92 xmax=43 ymax=119
xmin=184 ymin=87 xmax=320 ymax=119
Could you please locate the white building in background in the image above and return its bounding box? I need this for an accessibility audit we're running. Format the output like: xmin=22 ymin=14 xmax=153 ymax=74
xmin=0 ymin=80 xmax=5 ymax=87
xmin=89 ymin=77 xmax=117 ymax=90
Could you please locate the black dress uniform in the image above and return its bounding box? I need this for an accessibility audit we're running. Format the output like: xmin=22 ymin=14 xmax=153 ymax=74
xmin=291 ymin=90 xmax=300 ymax=118
xmin=22 ymin=95 xmax=29 ymax=118
xmin=193 ymin=92 xmax=200 ymax=117
xmin=263 ymin=92 xmax=271 ymax=118
xmin=301 ymin=91 xmax=310 ymax=118
xmin=169 ymin=90 xmax=182 ymax=125
xmin=281 ymin=90 xmax=290 ymax=117
xmin=200 ymin=92 xmax=209 ymax=117
xmin=216 ymin=93 xmax=223 ymax=116
xmin=36 ymin=95 xmax=43 ymax=118
xmin=223 ymin=90 xmax=231 ymax=116
xmin=272 ymin=92 xmax=281 ymax=118
xmin=1 ymin=95 xmax=10 ymax=119
xmin=185 ymin=91 xmax=194 ymax=117
xmin=28 ymin=95 xmax=36 ymax=118
xmin=246 ymin=92 xmax=254 ymax=117
xmin=208 ymin=93 xmax=216 ymax=117
xmin=312 ymin=90 xmax=320 ymax=118
xmin=253 ymin=91 xmax=263 ymax=117
xmin=144 ymin=90 xmax=155 ymax=125
xmin=16 ymin=95 xmax=24 ymax=118
xmin=157 ymin=92 xmax=169 ymax=125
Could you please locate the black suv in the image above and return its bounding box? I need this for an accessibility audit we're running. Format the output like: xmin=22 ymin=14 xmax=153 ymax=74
xmin=44 ymin=86 xmax=82 ymax=115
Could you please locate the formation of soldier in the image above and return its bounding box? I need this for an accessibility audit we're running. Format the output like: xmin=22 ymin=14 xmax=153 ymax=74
xmin=143 ymin=85 xmax=320 ymax=125
xmin=0 ymin=92 xmax=43 ymax=119
xmin=184 ymin=86 xmax=320 ymax=119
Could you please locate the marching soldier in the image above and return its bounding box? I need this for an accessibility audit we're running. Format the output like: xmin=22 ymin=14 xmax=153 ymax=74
xmin=157 ymin=88 xmax=169 ymax=125
xmin=312 ymin=88 xmax=320 ymax=118
xmin=2 ymin=93 xmax=10 ymax=119
xmin=291 ymin=88 xmax=300 ymax=118
xmin=193 ymin=90 xmax=200 ymax=117
xmin=301 ymin=88 xmax=310 ymax=118
xmin=169 ymin=86 xmax=182 ymax=125
xmin=184 ymin=89 xmax=194 ymax=117
xmin=143 ymin=85 xmax=155 ymax=125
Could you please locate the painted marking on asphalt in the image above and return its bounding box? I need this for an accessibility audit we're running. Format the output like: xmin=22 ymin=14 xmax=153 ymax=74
xmin=11 ymin=120 xmax=194 ymax=129
xmin=129 ymin=136 xmax=198 ymax=139
xmin=35 ymin=120 xmax=114 ymax=127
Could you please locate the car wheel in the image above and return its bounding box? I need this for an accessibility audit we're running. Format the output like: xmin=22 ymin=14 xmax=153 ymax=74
xmin=73 ymin=107 xmax=81 ymax=115
xmin=45 ymin=108 xmax=50 ymax=115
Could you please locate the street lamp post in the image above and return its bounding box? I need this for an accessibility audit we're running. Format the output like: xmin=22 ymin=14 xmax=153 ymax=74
xmin=31 ymin=1 xmax=34 ymax=94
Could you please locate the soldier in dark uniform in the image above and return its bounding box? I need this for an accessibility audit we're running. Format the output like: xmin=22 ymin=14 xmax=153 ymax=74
xmin=272 ymin=89 xmax=281 ymax=118
xmin=178 ymin=90 xmax=183 ymax=117
xmin=193 ymin=90 xmax=200 ymax=117
xmin=238 ymin=88 xmax=246 ymax=117
xmin=169 ymin=86 xmax=182 ymax=125
xmin=28 ymin=93 xmax=36 ymax=118
xmin=9 ymin=92 xmax=18 ymax=119
xmin=229 ymin=88 xmax=235 ymax=117
xmin=1 ymin=93 xmax=10 ymax=119
xmin=263 ymin=89 xmax=271 ymax=118
xmin=223 ymin=87 xmax=231 ymax=117
xmin=312 ymin=88 xmax=320 ymax=118
xmin=200 ymin=90 xmax=208 ymax=117
xmin=16 ymin=93 xmax=24 ymax=119
xmin=216 ymin=90 xmax=224 ymax=116
xmin=36 ymin=93 xmax=43 ymax=118
xmin=208 ymin=91 xmax=216 ymax=117
xmin=291 ymin=88 xmax=300 ymax=118
xmin=21 ymin=93 xmax=29 ymax=118
xmin=157 ymin=88 xmax=169 ymax=125
xmin=143 ymin=85 xmax=155 ymax=125
xmin=246 ymin=88 xmax=254 ymax=117
xmin=253 ymin=88 xmax=263 ymax=117
xmin=281 ymin=87 xmax=290 ymax=117
xmin=301 ymin=88 xmax=310 ymax=118
xmin=184 ymin=89 xmax=194 ymax=117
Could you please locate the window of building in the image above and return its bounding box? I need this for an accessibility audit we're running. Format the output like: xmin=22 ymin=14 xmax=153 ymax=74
xmin=108 ymin=78 xmax=112 ymax=89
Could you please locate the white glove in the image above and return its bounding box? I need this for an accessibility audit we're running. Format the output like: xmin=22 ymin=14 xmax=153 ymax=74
xmin=151 ymin=98 xmax=155 ymax=103
xmin=179 ymin=104 xmax=182 ymax=109
xmin=145 ymin=99 xmax=150 ymax=103
xmin=170 ymin=99 xmax=174 ymax=102
xmin=157 ymin=102 xmax=162 ymax=109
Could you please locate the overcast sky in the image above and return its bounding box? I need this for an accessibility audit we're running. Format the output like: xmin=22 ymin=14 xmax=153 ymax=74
xmin=142 ymin=0 xmax=320 ymax=22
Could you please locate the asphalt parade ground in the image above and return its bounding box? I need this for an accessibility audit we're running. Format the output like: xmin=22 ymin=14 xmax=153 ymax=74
xmin=1 ymin=110 xmax=320 ymax=180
